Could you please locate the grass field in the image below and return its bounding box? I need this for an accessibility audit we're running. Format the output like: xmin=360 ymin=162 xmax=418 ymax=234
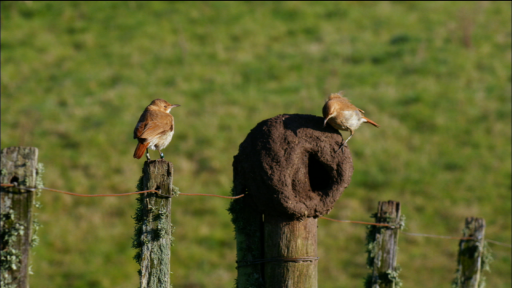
xmin=1 ymin=1 xmax=511 ymax=287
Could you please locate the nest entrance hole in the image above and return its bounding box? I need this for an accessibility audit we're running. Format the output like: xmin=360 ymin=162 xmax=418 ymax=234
xmin=307 ymin=154 xmax=332 ymax=194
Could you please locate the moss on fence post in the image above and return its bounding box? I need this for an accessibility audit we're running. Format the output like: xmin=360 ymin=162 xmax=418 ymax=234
xmin=132 ymin=160 xmax=174 ymax=288
xmin=452 ymin=217 xmax=491 ymax=288
xmin=228 ymin=185 xmax=264 ymax=288
xmin=365 ymin=200 xmax=404 ymax=288
xmin=0 ymin=147 xmax=40 ymax=288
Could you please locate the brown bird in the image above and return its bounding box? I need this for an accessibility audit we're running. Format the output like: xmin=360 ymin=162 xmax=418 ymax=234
xmin=133 ymin=99 xmax=180 ymax=160
xmin=322 ymin=92 xmax=379 ymax=152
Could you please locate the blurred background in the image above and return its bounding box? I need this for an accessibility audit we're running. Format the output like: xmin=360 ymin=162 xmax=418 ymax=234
xmin=1 ymin=1 xmax=510 ymax=287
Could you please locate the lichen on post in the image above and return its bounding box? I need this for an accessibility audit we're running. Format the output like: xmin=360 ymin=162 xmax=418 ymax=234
xmin=453 ymin=217 xmax=490 ymax=288
xmin=132 ymin=160 xmax=174 ymax=288
xmin=1 ymin=147 xmax=40 ymax=288
xmin=365 ymin=200 xmax=403 ymax=288
xmin=230 ymin=114 xmax=354 ymax=288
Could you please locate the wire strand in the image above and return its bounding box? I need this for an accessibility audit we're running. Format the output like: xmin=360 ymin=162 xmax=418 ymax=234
xmin=179 ymin=193 xmax=245 ymax=199
xmin=319 ymin=216 xmax=392 ymax=227
xmin=2 ymin=183 xmax=508 ymax=247
xmin=402 ymin=231 xmax=474 ymax=241
xmin=319 ymin=215 xmax=511 ymax=248
xmin=486 ymin=239 xmax=512 ymax=248
xmin=42 ymin=187 xmax=162 ymax=197
xmin=0 ymin=183 xmax=245 ymax=199
xmin=236 ymin=257 xmax=319 ymax=268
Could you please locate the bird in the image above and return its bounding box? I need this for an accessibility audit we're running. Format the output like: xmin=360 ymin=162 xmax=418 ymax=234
xmin=133 ymin=99 xmax=180 ymax=160
xmin=322 ymin=91 xmax=379 ymax=152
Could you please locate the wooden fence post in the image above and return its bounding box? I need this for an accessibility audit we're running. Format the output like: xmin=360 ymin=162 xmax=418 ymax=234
xmin=132 ymin=160 xmax=174 ymax=288
xmin=453 ymin=217 xmax=487 ymax=288
xmin=264 ymin=216 xmax=318 ymax=288
xmin=365 ymin=200 xmax=402 ymax=288
xmin=229 ymin=183 xmax=265 ymax=288
xmin=0 ymin=147 xmax=39 ymax=288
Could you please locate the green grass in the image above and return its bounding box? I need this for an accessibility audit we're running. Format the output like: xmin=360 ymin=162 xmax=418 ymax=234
xmin=1 ymin=1 xmax=511 ymax=287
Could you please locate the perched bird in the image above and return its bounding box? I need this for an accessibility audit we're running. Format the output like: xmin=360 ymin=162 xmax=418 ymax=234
xmin=322 ymin=92 xmax=379 ymax=152
xmin=133 ymin=99 xmax=180 ymax=160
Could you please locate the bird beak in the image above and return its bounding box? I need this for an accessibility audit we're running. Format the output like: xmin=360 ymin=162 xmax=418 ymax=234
xmin=172 ymin=104 xmax=181 ymax=108
xmin=323 ymin=114 xmax=334 ymax=127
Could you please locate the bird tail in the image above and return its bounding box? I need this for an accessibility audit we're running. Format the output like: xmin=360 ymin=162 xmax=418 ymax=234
xmin=363 ymin=117 xmax=380 ymax=128
xmin=133 ymin=142 xmax=150 ymax=159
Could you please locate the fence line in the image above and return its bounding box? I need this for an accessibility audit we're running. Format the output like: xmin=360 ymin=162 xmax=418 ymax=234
xmin=2 ymin=183 xmax=509 ymax=248
xmin=318 ymin=216 xmax=392 ymax=227
xmin=402 ymin=231 xmax=475 ymax=241
xmin=486 ymin=239 xmax=512 ymax=247
xmin=320 ymin=215 xmax=511 ymax=248
xmin=0 ymin=183 xmax=244 ymax=199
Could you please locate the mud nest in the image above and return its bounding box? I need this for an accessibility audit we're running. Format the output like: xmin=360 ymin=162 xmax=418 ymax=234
xmin=233 ymin=114 xmax=354 ymax=220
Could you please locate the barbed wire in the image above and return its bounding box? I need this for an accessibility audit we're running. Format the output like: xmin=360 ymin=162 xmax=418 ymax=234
xmin=2 ymin=183 xmax=510 ymax=248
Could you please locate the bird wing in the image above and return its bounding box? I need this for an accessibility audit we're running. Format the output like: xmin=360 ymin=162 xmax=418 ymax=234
xmin=134 ymin=111 xmax=174 ymax=140
xmin=137 ymin=122 xmax=170 ymax=139
xmin=333 ymin=97 xmax=359 ymax=112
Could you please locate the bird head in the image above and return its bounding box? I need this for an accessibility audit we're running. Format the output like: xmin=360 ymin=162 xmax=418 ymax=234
xmin=322 ymin=102 xmax=336 ymax=127
xmin=149 ymin=99 xmax=180 ymax=113
xmin=327 ymin=91 xmax=344 ymax=101
xmin=323 ymin=113 xmax=335 ymax=127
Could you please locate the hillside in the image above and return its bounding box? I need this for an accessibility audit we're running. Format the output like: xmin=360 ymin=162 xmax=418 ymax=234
xmin=1 ymin=2 xmax=510 ymax=287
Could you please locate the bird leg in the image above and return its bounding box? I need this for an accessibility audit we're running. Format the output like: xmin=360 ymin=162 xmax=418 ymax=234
xmin=336 ymin=129 xmax=354 ymax=153
xmin=335 ymin=130 xmax=345 ymax=153
xmin=159 ymin=150 xmax=165 ymax=159
xmin=344 ymin=129 xmax=354 ymax=145
xmin=145 ymin=148 xmax=151 ymax=161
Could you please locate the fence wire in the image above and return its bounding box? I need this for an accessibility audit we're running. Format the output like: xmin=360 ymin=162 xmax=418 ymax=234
xmin=1 ymin=183 xmax=510 ymax=248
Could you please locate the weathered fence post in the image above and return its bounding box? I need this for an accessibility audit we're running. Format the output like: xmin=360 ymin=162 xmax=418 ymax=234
xmin=263 ymin=216 xmax=318 ymax=287
xmin=229 ymin=181 xmax=265 ymax=287
xmin=453 ymin=217 xmax=488 ymax=288
xmin=132 ymin=160 xmax=174 ymax=288
xmin=0 ymin=147 xmax=39 ymax=288
xmin=230 ymin=114 xmax=354 ymax=288
xmin=365 ymin=200 xmax=402 ymax=288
